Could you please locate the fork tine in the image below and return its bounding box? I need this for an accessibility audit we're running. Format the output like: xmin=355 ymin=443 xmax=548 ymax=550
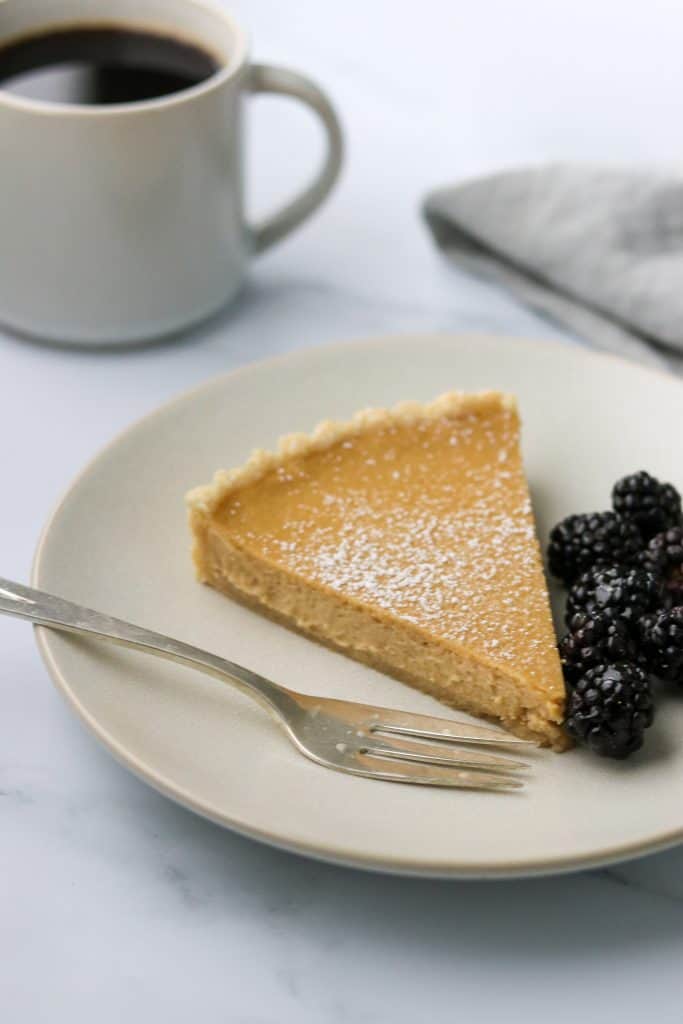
xmin=352 ymin=753 xmax=523 ymax=791
xmin=361 ymin=734 xmax=529 ymax=772
xmin=301 ymin=695 xmax=537 ymax=748
xmin=364 ymin=706 xmax=537 ymax=748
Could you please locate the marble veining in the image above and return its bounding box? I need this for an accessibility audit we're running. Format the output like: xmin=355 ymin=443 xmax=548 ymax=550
xmin=4 ymin=1 xmax=683 ymax=1020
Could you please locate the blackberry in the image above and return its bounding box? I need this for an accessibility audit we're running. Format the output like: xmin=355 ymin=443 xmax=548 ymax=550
xmin=565 ymin=663 xmax=655 ymax=758
xmin=547 ymin=511 xmax=642 ymax=587
xmin=559 ymin=611 xmax=637 ymax=685
xmin=640 ymin=606 xmax=683 ymax=684
xmin=641 ymin=526 xmax=683 ymax=605
xmin=612 ymin=471 xmax=682 ymax=540
xmin=566 ymin=564 xmax=664 ymax=628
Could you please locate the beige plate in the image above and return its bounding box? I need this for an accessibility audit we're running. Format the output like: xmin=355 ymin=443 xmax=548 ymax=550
xmin=33 ymin=333 xmax=683 ymax=877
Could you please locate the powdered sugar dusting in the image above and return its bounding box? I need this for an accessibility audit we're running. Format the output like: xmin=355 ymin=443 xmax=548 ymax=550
xmin=219 ymin=403 xmax=559 ymax=686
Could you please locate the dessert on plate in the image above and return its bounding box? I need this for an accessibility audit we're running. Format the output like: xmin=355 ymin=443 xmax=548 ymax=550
xmin=187 ymin=391 xmax=569 ymax=749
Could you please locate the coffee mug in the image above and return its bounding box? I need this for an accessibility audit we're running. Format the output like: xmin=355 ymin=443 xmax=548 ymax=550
xmin=0 ymin=0 xmax=343 ymax=345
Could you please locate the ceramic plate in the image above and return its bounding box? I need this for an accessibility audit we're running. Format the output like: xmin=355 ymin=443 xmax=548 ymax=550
xmin=33 ymin=333 xmax=683 ymax=877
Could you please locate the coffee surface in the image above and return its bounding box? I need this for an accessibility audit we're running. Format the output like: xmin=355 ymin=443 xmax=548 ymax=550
xmin=0 ymin=24 xmax=220 ymax=104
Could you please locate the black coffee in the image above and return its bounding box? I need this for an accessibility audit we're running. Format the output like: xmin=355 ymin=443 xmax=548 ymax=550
xmin=0 ymin=25 xmax=220 ymax=105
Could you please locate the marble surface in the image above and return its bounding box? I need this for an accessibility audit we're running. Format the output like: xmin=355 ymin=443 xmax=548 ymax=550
xmin=4 ymin=1 xmax=683 ymax=1020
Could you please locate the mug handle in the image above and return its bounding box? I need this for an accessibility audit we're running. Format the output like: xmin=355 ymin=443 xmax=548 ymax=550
xmin=246 ymin=63 xmax=344 ymax=254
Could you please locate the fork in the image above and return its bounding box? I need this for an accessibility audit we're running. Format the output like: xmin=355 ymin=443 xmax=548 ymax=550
xmin=0 ymin=577 xmax=534 ymax=792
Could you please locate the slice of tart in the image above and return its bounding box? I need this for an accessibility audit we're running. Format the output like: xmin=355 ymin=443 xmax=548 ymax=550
xmin=187 ymin=392 xmax=569 ymax=749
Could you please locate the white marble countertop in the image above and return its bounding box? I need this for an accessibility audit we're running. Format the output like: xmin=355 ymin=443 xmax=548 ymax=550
xmin=4 ymin=1 xmax=683 ymax=1020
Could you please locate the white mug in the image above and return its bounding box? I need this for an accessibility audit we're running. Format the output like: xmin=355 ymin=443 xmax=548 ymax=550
xmin=0 ymin=0 xmax=343 ymax=346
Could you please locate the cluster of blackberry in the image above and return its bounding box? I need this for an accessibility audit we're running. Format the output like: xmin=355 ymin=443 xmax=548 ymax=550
xmin=548 ymin=471 xmax=683 ymax=759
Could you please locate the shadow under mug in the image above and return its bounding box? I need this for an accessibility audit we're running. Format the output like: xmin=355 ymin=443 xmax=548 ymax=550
xmin=0 ymin=0 xmax=343 ymax=346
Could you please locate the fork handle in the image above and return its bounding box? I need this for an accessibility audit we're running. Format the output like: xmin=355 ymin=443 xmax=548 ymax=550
xmin=0 ymin=577 xmax=298 ymax=718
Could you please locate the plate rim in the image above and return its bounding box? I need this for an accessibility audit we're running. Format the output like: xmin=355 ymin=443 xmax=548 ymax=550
xmin=32 ymin=331 xmax=683 ymax=878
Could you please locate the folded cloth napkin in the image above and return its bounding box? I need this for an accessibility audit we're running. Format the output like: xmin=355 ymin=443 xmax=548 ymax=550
xmin=423 ymin=164 xmax=683 ymax=375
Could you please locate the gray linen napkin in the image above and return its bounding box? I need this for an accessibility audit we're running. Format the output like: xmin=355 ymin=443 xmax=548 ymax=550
xmin=423 ymin=165 xmax=683 ymax=375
